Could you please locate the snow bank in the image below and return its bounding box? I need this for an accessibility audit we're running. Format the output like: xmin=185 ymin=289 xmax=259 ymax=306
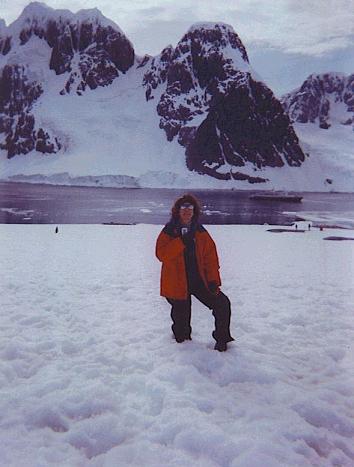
xmin=6 ymin=173 xmax=140 ymax=188
xmin=0 ymin=224 xmax=354 ymax=466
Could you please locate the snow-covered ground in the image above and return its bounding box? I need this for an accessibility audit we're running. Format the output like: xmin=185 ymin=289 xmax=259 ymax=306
xmin=1 ymin=224 xmax=354 ymax=466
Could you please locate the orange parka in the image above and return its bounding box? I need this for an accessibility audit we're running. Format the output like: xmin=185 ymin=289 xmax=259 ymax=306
xmin=156 ymin=222 xmax=221 ymax=300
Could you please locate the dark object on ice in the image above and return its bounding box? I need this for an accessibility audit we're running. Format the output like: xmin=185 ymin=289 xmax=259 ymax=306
xmin=250 ymin=194 xmax=303 ymax=202
xmin=317 ymin=224 xmax=348 ymax=230
xmin=102 ymin=222 xmax=136 ymax=225
xmin=55 ymin=226 xmax=59 ymax=233
xmin=156 ymin=194 xmax=234 ymax=351
xmin=267 ymin=228 xmax=305 ymax=233
xmin=323 ymin=236 xmax=354 ymax=241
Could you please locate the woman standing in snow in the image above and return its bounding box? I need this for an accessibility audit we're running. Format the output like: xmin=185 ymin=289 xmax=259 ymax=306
xmin=156 ymin=194 xmax=234 ymax=351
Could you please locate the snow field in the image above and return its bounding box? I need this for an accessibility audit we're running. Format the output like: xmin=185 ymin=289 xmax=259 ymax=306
xmin=0 ymin=224 xmax=354 ymax=466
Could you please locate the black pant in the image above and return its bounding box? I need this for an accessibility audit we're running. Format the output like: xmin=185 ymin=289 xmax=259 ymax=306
xmin=166 ymin=283 xmax=234 ymax=343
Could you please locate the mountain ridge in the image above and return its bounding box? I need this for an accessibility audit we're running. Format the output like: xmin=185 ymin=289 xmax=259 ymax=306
xmin=281 ymin=72 xmax=354 ymax=130
xmin=0 ymin=3 xmax=353 ymax=191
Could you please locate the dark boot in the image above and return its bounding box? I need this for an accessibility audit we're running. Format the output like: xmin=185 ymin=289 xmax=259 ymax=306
xmin=175 ymin=336 xmax=186 ymax=343
xmin=214 ymin=341 xmax=227 ymax=352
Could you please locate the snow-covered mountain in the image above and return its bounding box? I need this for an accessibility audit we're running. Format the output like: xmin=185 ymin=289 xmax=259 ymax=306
xmin=143 ymin=23 xmax=304 ymax=184
xmin=0 ymin=2 xmax=353 ymax=191
xmin=281 ymin=73 xmax=354 ymax=130
xmin=0 ymin=2 xmax=134 ymax=159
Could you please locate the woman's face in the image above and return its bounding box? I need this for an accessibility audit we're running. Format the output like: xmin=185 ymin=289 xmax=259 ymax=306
xmin=179 ymin=204 xmax=194 ymax=225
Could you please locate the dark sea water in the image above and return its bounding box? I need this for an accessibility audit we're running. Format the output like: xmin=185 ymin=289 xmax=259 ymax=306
xmin=1 ymin=182 xmax=354 ymax=227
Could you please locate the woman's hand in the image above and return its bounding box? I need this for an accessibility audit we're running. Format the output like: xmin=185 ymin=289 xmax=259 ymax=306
xmin=208 ymin=281 xmax=219 ymax=294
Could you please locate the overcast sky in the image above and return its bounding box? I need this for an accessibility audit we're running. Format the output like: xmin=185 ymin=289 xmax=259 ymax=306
xmin=1 ymin=0 xmax=353 ymax=94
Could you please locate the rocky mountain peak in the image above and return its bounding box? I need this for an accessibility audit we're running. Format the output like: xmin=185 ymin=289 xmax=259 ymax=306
xmin=142 ymin=23 xmax=304 ymax=181
xmin=143 ymin=22 xmax=253 ymax=137
xmin=0 ymin=2 xmax=135 ymax=94
xmin=0 ymin=2 xmax=135 ymax=159
xmin=184 ymin=22 xmax=249 ymax=64
xmin=282 ymin=72 xmax=354 ymax=129
xmin=8 ymin=2 xmax=123 ymax=35
xmin=13 ymin=1 xmax=52 ymax=21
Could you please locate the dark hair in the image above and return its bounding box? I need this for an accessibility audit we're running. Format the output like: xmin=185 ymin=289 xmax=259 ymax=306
xmin=171 ymin=194 xmax=201 ymax=221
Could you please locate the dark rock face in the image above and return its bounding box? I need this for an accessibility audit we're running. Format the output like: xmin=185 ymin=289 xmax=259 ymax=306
xmin=345 ymin=75 xmax=354 ymax=112
xmin=187 ymin=79 xmax=304 ymax=174
xmin=35 ymin=128 xmax=61 ymax=154
xmin=18 ymin=19 xmax=135 ymax=94
xmin=282 ymin=73 xmax=354 ymax=129
xmin=0 ymin=9 xmax=134 ymax=159
xmin=0 ymin=65 xmax=61 ymax=158
xmin=0 ymin=36 xmax=11 ymax=55
xmin=60 ymin=49 xmax=120 ymax=96
xmin=143 ymin=45 xmax=174 ymax=102
xmin=0 ymin=65 xmax=42 ymax=115
xmin=143 ymin=24 xmax=305 ymax=180
xmin=59 ymin=25 xmax=135 ymax=94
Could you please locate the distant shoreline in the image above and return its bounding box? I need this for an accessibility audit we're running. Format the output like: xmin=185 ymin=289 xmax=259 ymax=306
xmin=0 ymin=180 xmax=353 ymax=195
